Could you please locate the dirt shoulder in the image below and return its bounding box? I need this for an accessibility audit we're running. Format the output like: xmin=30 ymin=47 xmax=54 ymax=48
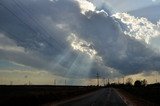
xmin=115 ymin=88 xmax=158 ymax=106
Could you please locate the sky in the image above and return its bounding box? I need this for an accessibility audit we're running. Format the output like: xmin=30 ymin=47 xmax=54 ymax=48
xmin=0 ymin=0 xmax=160 ymax=85
xmin=103 ymin=0 xmax=160 ymax=12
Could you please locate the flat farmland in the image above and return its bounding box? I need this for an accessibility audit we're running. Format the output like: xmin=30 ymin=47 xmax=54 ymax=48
xmin=0 ymin=85 xmax=99 ymax=106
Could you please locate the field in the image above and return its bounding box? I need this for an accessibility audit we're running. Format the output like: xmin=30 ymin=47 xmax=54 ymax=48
xmin=0 ymin=84 xmax=160 ymax=106
xmin=0 ymin=85 xmax=99 ymax=106
xmin=110 ymin=83 xmax=160 ymax=105
xmin=122 ymin=84 xmax=160 ymax=105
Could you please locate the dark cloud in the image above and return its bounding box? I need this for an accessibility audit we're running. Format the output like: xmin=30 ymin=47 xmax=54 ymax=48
xmin=0 ymin=0 xmax=160 ymax=78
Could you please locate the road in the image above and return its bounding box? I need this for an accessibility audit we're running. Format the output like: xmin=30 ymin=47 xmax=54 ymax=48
xmin=55 ymin=88 xmax=127 ymax=106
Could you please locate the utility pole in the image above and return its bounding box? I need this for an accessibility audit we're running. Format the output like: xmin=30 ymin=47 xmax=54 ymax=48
xmin=54 ymin=79 xmax=56 ymax=85
xmin=107 ymin=78 xmax=110 ymax=85
xmin=96 ymin=72 xmax=99 ymax=86
xmin=10 ymin=81 xmax=13 ymax=85
xmin=106 ymin=79 xmax=107 ymax=86
xmin=156 ymin=71 xmax=158 ymax=83
xmin=118 ymin=78 xmax=119 ymax=84
xmin=123 ymin=77 xmax=125 ymax=84
xmin=65 ymin=80 xmax=66 ymax=86
xmin=103 ymin=77 xmax=105 ymax=86
xmin=29 ymin=81 xmax=32 ymax=85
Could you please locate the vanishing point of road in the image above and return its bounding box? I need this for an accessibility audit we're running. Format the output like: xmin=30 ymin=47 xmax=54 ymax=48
xmin=53 ymin=88 xmax=127 ymax=106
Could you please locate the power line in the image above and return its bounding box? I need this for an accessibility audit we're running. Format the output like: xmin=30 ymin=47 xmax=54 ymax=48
xmin=0 ymin=2 xmax=36 ymax=34
xmin=0 ymin=25 xmax=25 ymax=44
xmin=13 ymin=0 xmax=64 ymax=49
xmin=0 ymin=1 xmax=63 ymax=52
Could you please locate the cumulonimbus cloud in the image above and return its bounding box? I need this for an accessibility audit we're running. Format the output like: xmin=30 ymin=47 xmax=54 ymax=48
xmin=112 ymin=13 xmax=160 ymax=44
xmin=0 ymin=0 xmax=160 ymax=80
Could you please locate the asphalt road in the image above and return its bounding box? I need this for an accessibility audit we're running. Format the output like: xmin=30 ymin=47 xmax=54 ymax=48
xmin=55 ymin=88 xmax=127 ymax=106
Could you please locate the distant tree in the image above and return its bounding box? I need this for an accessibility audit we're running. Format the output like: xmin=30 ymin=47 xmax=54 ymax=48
xmin=126 ymin=78 xmax=133 ymax=86
xmin=141 ymin=79 xmax=147 ymax=86
xmin=134 ymin=79 xmax=147 ymax=87
xmin=134 ymin=80 xmax=142 ymax=87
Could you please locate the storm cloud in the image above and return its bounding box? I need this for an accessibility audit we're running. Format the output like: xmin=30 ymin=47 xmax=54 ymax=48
xmin=0 ymin=0 xmax=160 ymax=79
